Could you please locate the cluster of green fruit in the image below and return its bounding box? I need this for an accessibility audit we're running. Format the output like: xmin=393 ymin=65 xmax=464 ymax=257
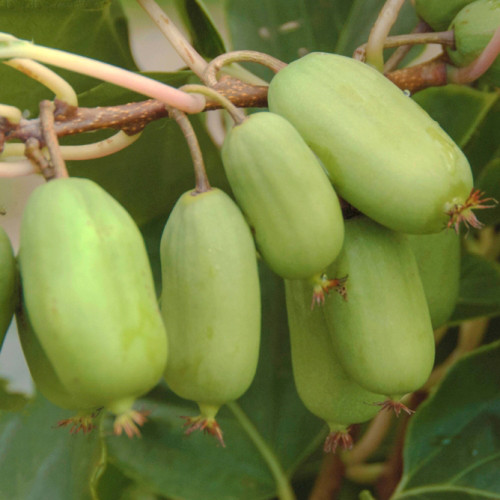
xmin=415 ymin=0 xmax=500 ymax=86
xmin=0 ymin=51 xmax=487 ymax=448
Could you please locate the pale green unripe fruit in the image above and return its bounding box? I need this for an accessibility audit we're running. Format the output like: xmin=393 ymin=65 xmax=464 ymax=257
xmin=0 ymin=226 xmax=16 ymax=348
xmin=160 ymin=188 xmax=261 ymax=412
xmin=414 ymin=0 xmax=475 ymax=31
xmin=324 ymin=216 xmax=435 ymax=397
xmin=221 ymin=112 xmax=344 ymax=279
xmin=19 ymin=178 xmax=167 ymax=416
xmin=16 ymin=305 xmax=91 ymax=412
xmin=268 ymin=53 xmax=473 ymax=234
xmin=285 ymin=278 xmax=383 ymax=435
xmin=447 ymin=0 xmax=500 ymax=86
xmin=407 ymin=230 xmax=461 ymax=329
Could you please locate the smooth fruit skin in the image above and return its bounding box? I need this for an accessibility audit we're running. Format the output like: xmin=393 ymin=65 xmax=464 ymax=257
xmin=221 ymin=112 xmax=344 ymax=279
xmin=407 ymin=230 xmax=461 ymax=329
xmin=414 ymin=0 xmax=475 ymax=31
xmin=19 ymin=178 xmax=167 ymax=413
xmin=0 ymin=226 xmax=16 ymax=348
xmin=324 ymin=216 xmax=435 ymax=396
xmin=285 ymin=278 xmax=383 ymax=431
xmin=447 ymin=0 xmax=500 ymax=86
xmin=16 ymin=304 xmax=92 ymax=412
xmin=268 ymin=53 xmax=473 ymax=234
xmin=160 ymin=188 xmax=261 ymax=408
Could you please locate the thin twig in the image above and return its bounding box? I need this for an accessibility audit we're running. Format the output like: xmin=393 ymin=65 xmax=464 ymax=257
xmin=39 ymin=100 xmax=68 ymax=179
xmin=0 ymin=38 xmax=205 ymax=113
xmin=383 ymin=21 xmax=432 ymax=73
xmin=136 ymin=0 xmax=209 ymax=82
xmin=0 ymin=104 xmax=22 ymax=124
xmin=24 ymin=137 xmax=54 ymax=180
xmin=4 ymin=58 xmax=78 ymax=105
xmin=364 ymin=0 xmax=407 ymax=71
xmin=204 ymin=50 xmax=287 ymax=87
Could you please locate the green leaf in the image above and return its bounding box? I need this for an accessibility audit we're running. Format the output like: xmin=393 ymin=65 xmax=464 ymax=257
xmin=0 ymin=393 xmax=106 ymax=500
xmin=106 ymin=264 xmax=324 ymax=500
xmin=450 ymin=252 xmax=500 ymax=323
xmin=226 ymin=0 xmax=417 ymax=79
xmin=477 ymin=158 xmax=500 ymax=227
xmin=412 ymin=85 xmax=498 ymax=149
xmin=0 ymin=378 xmax=29 ymax=412
xmin=464 ymin=97 xmax=500 ymax=178
xmin=174 ymin=0 xmax=227 ymax=59
xmin=0 ymin=0 xmax=136 ymax=115
xmin=392 ymin=341 xmax=500 ymax=499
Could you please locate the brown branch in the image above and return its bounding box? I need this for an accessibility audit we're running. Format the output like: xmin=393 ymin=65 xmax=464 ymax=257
xmin=4 ymin=76 xmax=268 ymax=145
xmin=385 ymin=56 xmax=448 ymax=94
xmin=1 ymin=61 xmax=450 ymax=151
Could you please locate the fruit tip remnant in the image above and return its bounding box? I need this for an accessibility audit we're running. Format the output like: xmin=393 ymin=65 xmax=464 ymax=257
xmin=113 ymin=409 xmax=150 ymax=438
xmin=311 ymin=274 xmax=348 ymax=309
xmin=446 ymin=189 xmax=498 ymax=234
xmin=372 ymin=399 xmax=415 ymax=417
xmin=56 ymin=408 xmax=103 ymax=435
xmin=181 ymin=415 xmax=226 ymax=447
xmin=323 ymin=428 xmax=353 ymax=453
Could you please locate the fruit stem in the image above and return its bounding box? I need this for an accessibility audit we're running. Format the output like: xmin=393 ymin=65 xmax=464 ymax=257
xmin=364 ymin=0 xmax=407 ymax=72
xmin=4 ymin=57 xmax=78 ymax=106
xmin=180 ymin=84 xmax=246 ymax=125
xmin=168 ymin=106 xmax=211 ymax=193
xmin=0 ymin=35 xmax=205 ymax=114
xmin=227 ymin=402 xmax=296 ymax=500
xmin=203 ymin=50 xmax=287 ymax=87
xmin=343 ymin=409 xmax=394 ymax=466
xmin=136 ymin=0 xmax=209 ymax=82
xmin=383 ymin=21 xmax=429 ymax=73
xmin=447 ymin=26 xmax=500 ymax=84
xmin=354 ymin=30 xmax=454 ymax=65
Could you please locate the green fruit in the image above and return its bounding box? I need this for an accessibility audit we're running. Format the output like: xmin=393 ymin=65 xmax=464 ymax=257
xmin=0 ymin=226 xmax=16 ymax=348
xmin=268 ymin=53 xmax=473 ymax=234
xmin=160 ymin=188 xmax=261 ymax=443
xmin=407 ymin=230 xmax=461 ymax=329
xmin=324 ymin=216 xmax=435 ymax=397
xmin=414 ymin=0 xmax=475 ymax=31
xmin=16 ymin=304 xmax=92 ymax=412
xmin=447 ymin=0 xmax=500 ymax=86
xmin=17 ymin=304 xmax=101 ymax=433
xmin=285 ymin=277 xmax=383 ymax=452
xmin=221 ymin=112 xmax=344 ymax=279
xmin=19 ymin=178 xmax=167 ymax=431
